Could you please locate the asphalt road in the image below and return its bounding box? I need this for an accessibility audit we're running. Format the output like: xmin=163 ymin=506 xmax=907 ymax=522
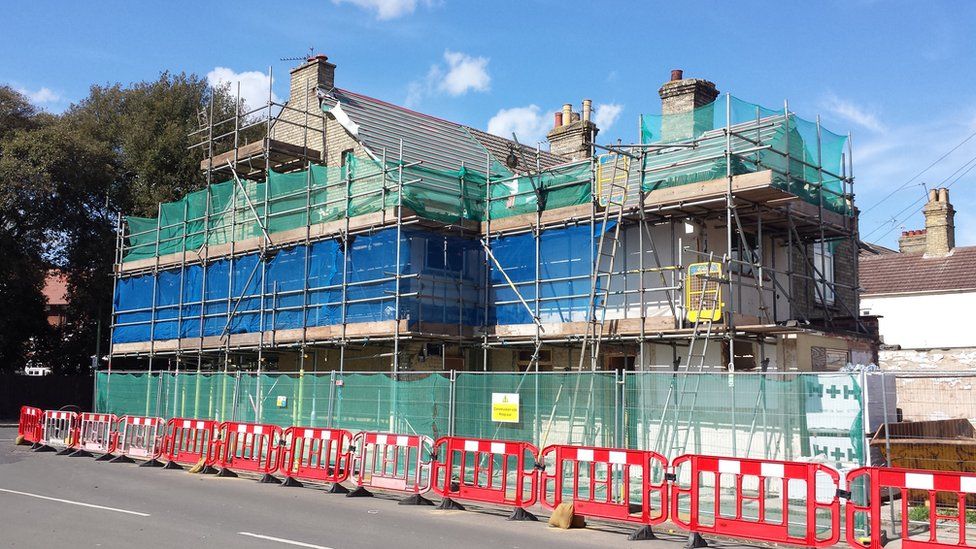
xmin=0 ymin=426 xmax=711 ymax=549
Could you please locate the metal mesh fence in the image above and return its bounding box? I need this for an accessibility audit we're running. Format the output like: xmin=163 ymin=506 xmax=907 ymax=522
xmin=93 ymin=369 xmax=906 ymax=470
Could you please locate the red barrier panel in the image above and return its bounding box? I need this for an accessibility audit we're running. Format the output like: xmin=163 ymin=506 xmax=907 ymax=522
xmin=431 ymin=436 xmax=539 ymax=518
xmin=671 ymin=455 xmax=840 ymax=548
xmin=349 ymin=432 xmax=434 ymax=501
xmin=213 ymin=421 xmax=283 ymax=482
xmin=17 ymin=406 xmax=43 ymax=445
xmin=540 ymin=445 xmax=668 ymax=531
xmin=73 ymin=413 xmax=118 ymax=458
xmin=847 ymin=467 xmax=976 ymax=549
xmin=280 ymin=427 xmax=353 ymax=489
xmin=161 ymin=418 xmax=218 ymax=470
xmin=112 ymin=415 xmax=165 ymax=466
xmin=40 ymin=410 xmax=79 ymax=454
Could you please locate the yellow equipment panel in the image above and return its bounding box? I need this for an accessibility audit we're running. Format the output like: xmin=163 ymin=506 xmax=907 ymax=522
xmin=685 ymin=262 xmax=723 ymax=322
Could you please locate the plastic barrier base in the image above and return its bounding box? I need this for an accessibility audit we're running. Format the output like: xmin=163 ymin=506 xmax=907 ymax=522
xmin=162 ymin=461 xmax=183 ymax=470
xmin=281 ymin=477 xmax=303 ymax=488
xmin=109 ymin=455 xmax=135 ymax=464
xmin=55 ymin=447 xmax=74 ymax=456
xmin=33 ymin=445 xmax=55 ymax=453
xmin=200 ymin=465 xmax=219 ymax=475
xmin=68 ymin=449 xmax=94 ymax=458
xmin=507 ymin=508 xmax=538 ymax=522
xmin=139 ymin=458 xmax=164 ymax=468
xmin=438 ymin=497 xmax=465 ymax=511
xmin=346 ymin=486 xmax=373 ymax=498
xmin=628 ymin=525 xmax=657 ymax=541
xmin=685 ymin=533 xmax=708 ymax=548
xmin=217 ymin=468 xmax=238 ymax=478
xmin=398 ymin=494 xmax=434 ymax=506
xmin=258 ymin=474 xmax=281 ymax=484
xmin=327 ymin=483 xmax=349 ymax=494
xmin=94 ymin=453 xmax=115 ymax=462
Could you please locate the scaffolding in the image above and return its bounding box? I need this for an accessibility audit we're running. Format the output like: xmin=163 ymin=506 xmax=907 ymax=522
xmin=102 ymin=68 xmax=869 ymax=452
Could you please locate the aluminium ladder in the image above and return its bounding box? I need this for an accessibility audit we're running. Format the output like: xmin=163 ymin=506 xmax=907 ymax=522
xmin=655 ymin=253 xmax=722 ymax=459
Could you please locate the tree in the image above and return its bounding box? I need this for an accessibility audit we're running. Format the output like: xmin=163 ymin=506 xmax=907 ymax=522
xmin=0 ymin=74 xmax=243 ymax=373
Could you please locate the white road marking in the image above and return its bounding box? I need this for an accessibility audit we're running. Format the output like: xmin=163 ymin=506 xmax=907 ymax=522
xmin=0 ymin=488 xmax=150 ymax=517
xmin=238 ymin=532 xmax=335 ymax=548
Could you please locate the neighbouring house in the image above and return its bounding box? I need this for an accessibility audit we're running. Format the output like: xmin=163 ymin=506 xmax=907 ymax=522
xmin=860 ymin=188 xmax=976 ymax=371
xmin=43 ymin=270 xmax=69 ymax=327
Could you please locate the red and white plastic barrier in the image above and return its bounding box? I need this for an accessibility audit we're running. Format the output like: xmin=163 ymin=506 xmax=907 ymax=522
xmin=112 ymin=415 xmax=165 ymax=466
xmin=74 ymin=413 xmax=118 ymax=458
xmin=431 ymin=436 xmax=540 ymax=517
xmin=349 ymin=432 xmax=434 ymax=500
xmin=40 ymin=410 xmax=79 ymax=453
xmin=671 ymin=455 xmax=841 ymax=548
xmin=161 ymin=418 xmax=218 ymax=470
xmin=280 ymin=426 xmax=353 ymax=489
xmin=540 ymin=445 xmax=668 ymax=532
xmin=17 ymin=406 xmax=43 ymax=446
xmin=213 ymin=421 xmax=283 ymax=482
xmin=846 ymin=466 xmax=976 ymax=549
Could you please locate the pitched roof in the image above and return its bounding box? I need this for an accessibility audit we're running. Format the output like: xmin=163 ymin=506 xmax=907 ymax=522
xmin=859 ymin=246 xmax=976 ymax=295
xmin=325 ymin=88 xmax=568 ymax=175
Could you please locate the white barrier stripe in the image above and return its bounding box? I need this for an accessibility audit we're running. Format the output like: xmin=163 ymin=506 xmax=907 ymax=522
xmin=376 ymin=434 xmax=387 ymax=445
xmin=238 ymin=532 xmax=334 ymax=549
xmin=719 ymin=459 xmax=741 ymax=475
xmin=490 ymin=442 xmax=505 ymax=454
xmin=304 ymin=428 xmax=314 ymax=438
xmin=761 ymin=463 xmax=785 ymax=478
xmin=608 ymin=451 xmax=627 ymax=465
xmin=960 ymin=477 xmax=976 ymax=493
xmin=254 ymin=426 xmax=264 ymax=435
xmin=183 ymin=420 xmax=191 ymax=428
xmin=237 ymin=424 xmax=247 ymax=434
xmin=0 ymin=488 xmax=150 ymax=517
xmin=576 ymin=448 xmax=594 ymax=462
xmin=395 ymin=436 xmax=407 ymax=446
xmin=905 ymin=473 xmax=934 ymax=490
xmin=322 ymin=430 xmax=332 ymax=440
xmin=464 ymin=440 xmax=478 ymax=452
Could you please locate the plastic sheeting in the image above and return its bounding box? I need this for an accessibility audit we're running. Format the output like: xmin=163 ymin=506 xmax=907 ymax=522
xmin=113 ymin=227 xmax=483 ymax=344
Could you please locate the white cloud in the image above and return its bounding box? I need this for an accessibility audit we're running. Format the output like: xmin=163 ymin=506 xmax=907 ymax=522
xmin=332 ymin=0 xmax=429 ymax=20
xmin=405 ymin=50 xmax=490 ymax=107
xmin=486 ymin=105 xmax=553 ymax=145
xmin=438 ymin=51 xmax=490 ymax=96
xmin=593 ymin=103 xmax=623 ymax=131
xmin=16 ymin=86 xmax=61 ymax=105
xmin=821 ymin=93 xmax=886 ymax=133
xmin=206 ymin=67 xmax=279 ymax=112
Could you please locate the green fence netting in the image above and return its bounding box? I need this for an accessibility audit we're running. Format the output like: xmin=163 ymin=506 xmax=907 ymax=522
xmin=95 ymin=370 xmax=866 ymax=468
xmin=487 ymin=161 xmax=592 ymax=219
xmin=641 ymin=95 xmax=851 ymax=216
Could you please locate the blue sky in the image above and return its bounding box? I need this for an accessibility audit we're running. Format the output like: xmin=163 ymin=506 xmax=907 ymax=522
xmin=3 ymin=0 xmax=976 ymax=249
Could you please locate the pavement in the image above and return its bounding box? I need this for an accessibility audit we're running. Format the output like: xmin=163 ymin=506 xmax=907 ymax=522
xmin=0 ymin=425 xmax=744 ymax=549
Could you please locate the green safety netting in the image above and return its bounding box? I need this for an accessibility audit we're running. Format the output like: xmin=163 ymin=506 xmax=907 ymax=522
xmin=123 ymin=156 xmax=595 ymax=263
xmin=640 ymin=96 xmax=851 ymax=216
xmin=487 ymin=161 xmax=592 ymax=219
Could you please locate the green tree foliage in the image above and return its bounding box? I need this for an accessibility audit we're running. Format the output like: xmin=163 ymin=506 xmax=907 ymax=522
xmin=0 ymin=74 xmax=242 ymax=373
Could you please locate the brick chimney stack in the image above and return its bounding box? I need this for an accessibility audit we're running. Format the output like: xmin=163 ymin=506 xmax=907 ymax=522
xmin=897 ymin=229 xmax=927 ymax=254
xmin=658 ymin=69 xmax=719 ymax=141
xmin=923 ymin=187 xmax=955 ymax=256
xmin=274 ymin=54 xmax=336 ymax=159
xmin=547 ymin=99 xmax=598 ymax=161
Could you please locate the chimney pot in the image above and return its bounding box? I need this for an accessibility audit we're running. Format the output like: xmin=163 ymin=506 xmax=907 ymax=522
xmin=939 ymin=188 xmax=948 ymax=202
xmin=929 ymin=189 xmax=938 ymax=202
xmin=553 ymin=112 xmax=563 ymax=128
xmin=582 ymin=99 xmax=592 ymax=123
xmin=671 ymin=69 xmax=684 ymax=81
xmin=562 ymin=104 xmax=572 ymax=127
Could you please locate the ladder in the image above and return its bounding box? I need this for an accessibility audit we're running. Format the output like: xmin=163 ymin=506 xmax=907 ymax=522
xmin=577 ymin=152 xmax=633 ymax=371
xmin=655 ymin=253 xmax=722 ymax=458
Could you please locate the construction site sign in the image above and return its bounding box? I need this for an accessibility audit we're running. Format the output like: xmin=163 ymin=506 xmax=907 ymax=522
xmin=491 ymin=393 xmax=520 ymax=423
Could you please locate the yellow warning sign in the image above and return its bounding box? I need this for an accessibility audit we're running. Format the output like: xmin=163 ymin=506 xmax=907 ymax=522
xmin=491 ymin=393 xmax=520 ymax=423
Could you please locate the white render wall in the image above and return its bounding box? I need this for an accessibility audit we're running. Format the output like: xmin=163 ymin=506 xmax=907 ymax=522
xmin=861 ymin=290 xmax=976 ymax=349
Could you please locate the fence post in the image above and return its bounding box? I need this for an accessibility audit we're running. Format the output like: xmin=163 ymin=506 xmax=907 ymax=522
xmin=326 ymin=370 xmax=336 ymax=428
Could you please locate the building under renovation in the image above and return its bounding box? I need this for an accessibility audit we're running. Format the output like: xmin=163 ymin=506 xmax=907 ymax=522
xmin=109 ymin=56 xmax=875 ymax=380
